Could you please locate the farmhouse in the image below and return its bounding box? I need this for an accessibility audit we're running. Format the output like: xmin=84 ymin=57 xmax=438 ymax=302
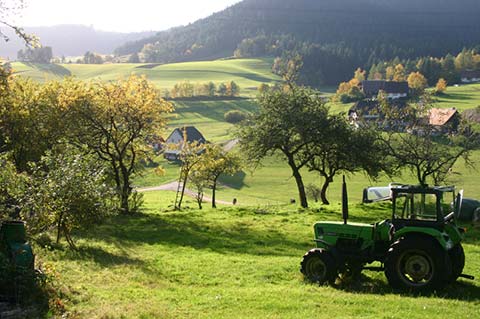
xmin=163 ymin=126 xmax=207 ymax=160
xmin=428 ymin=107 xmax=460 ymax=133
xmin=361 ymin=80 xmax=409 ymax=99
xmin=348 ymin=98 xmax=408 ymax=128
xmin=460 ymin=70 xmax=480 ymax=83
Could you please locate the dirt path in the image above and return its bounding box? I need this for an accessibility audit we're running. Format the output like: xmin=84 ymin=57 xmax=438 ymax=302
xmin=137 ymin=181 xmax=234 ymax=205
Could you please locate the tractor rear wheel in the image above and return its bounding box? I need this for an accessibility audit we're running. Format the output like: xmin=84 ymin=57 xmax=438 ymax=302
xmin=448 ymin=244 xmax=465 ymax=283
xmin=300 ymin=249 xmax=336 ymax=285
xmin=384 ymin=237 xmax=451 ymax=291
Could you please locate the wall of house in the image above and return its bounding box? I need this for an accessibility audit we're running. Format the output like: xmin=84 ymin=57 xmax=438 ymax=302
xmin=461 ymin=77 xmax=480 ymax=83
xmin=387 ymin=93 xmax=408 ymax=99
xmin=166 ymin=130 xmax=183 ymax=144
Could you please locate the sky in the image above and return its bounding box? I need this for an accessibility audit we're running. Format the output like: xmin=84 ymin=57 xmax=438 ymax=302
xmin=15 ymin=0 xmax=242 ymax=33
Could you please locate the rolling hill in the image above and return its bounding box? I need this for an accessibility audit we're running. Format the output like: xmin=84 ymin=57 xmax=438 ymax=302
xmin=10 ymin=59 xmax=282 ymax=96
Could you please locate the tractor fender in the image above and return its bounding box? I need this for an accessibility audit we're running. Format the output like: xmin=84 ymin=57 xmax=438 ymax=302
xmin=393 ymin=227 xmax=448 ymax=250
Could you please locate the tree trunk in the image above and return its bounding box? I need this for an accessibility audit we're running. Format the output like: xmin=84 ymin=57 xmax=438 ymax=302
xmin=320 ymin=176 xmax=333 ymax=205
xmin=287 ymin=156 xmax=308 ymax=208
xmin=196 ymin=191 xmax=203 ymax=209
xmin=212 ymin=178 xmax=218 ymax=208
xmin=120 ymin=162 xmax=133 ymax=214
xmin=56 ymin=212 xmax=64 ymax=244
xmin=177 ymin=172 xmax=188 ymax=209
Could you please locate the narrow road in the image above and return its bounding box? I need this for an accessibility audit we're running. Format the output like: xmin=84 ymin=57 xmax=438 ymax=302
xmin=137 ymin=181 xmax=234 ymax=205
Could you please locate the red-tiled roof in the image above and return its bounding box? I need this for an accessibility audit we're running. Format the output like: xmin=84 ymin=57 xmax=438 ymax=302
xmin=429 ymin=108 xmax=458 ymax=126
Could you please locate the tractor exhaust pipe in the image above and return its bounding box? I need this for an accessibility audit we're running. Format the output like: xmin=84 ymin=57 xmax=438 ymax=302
xmin=342 ymin=175 xmax=349 ymax=225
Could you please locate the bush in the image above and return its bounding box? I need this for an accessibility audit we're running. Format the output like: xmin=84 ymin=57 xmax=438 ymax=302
xmin=224 ymin=110 xmax=247 ymax=124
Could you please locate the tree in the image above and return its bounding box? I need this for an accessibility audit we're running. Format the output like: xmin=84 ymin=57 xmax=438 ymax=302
xmin=307 ymin=116 xmax=386 ymax=204
xmin=206 ymin=82 xmax=216 ymax=97
xmin=236 ymin=85 xmax=329 ymax=208
xmin=272 ymin=52 xmax=303 ymax=86
xmin=192 ymin=144 xmax=241 ymax=208
xmin=0 ymin=77 xmax=71 ymax=171
xmin=226 ymin=81 xmax=240 ymax=97
xmin=24 ymin=145 xmax=115 ymax=249
xmin=407 ymin=72 xmax=428 ymax=96
xmin=393 ymin=64 xmax=406 ymax=81
xmin=354 ymin=68 xmax=366 ymax=81
xmin=381 ymin=95 xmax=477 ymax=186
xmin=17 ymin=46 xmax=52 ymax=63
xmin=217 ymin=83 xmax=227 ymax=96
xmin=71 ymin=75 xmax=173 ymax=214
xmin=128 ymin=52 xmax=141 ymax=63
xmin=189 ymin=168 xmax=208 ymax=209
xmin=0 ymin=153 xmax=28 ymax=220
xmin=306 ymin=184 xmax=321 ymax=203
xmin=385 ymin=66 xmax=395 ymax=81
xmin=435 ymin=78 xmax=447 ymax=95
xmin=83 ymin=51 xmax=104 ymax=64
xmin=382 ymin=132 xmax=474 ymax=187
xmin=171 ymin=140 xmax=205 ymax=210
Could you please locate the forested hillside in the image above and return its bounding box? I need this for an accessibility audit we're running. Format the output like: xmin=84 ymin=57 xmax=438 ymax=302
xmin=115 ymin=0 xmax=480 ymax=85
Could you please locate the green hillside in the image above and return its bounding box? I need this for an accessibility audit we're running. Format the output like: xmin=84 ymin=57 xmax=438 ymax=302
xmin=11 ymin=59 xmax=282 ymax=97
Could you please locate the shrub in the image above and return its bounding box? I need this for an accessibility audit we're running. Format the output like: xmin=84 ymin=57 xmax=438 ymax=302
xmin=224 ymin=110 xmax=247 ymax=124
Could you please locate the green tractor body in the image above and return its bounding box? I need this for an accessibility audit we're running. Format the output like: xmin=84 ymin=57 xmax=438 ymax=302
xmin=301 ymin=181 xmax=471 ymax=291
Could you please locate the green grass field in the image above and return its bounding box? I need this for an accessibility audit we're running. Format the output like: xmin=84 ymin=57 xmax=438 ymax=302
xmin=35 ymin=195 xmax=480 ymax=318
xmin=435 ymin=83 xmax=480 ymax=111
xmin=11 ymin=58 xmax=282 ymax=97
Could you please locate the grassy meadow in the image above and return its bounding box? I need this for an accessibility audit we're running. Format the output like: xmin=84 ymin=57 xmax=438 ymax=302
xmin=35 ymin=193 xmax=480 ymax=319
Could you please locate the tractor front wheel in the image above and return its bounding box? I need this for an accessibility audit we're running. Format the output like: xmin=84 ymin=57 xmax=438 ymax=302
xmin=300 ymin=249 xmax=336 ymax=285
xmin=384 ymin=237 xmax=451 ymax=291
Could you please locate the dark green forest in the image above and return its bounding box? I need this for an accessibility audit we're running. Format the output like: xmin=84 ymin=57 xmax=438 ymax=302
xmin=114 ymin=0 xmax=480 ymax=86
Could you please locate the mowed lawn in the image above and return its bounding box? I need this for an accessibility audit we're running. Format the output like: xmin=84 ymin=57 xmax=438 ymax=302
xmin=37 ymin=192 xmax=480 ymax=319
xmin=10 ymin=58 xmax=282 ymax=97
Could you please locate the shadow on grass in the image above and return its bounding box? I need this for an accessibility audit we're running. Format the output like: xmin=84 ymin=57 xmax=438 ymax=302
xmin=79 ymin=211 xmax=309 ymax=257
xmin=60 ymin=245 xmax=144 ymax=267
xmin=331 ymin=273 xmax=480 ymax=301
xmin=219 ymin=170 xmax=247 ymax=190
xmin=440 ymin=92 xmax=474 ymax=101
xmin=24 ymin=62 xmax=72 ymax=77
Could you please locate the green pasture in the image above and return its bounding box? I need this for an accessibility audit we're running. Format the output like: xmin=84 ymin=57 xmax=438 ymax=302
xmin=435 ymin=83 xmax=480 ymax=111
xmin=11 ymin=58 xmax=282 ymax=97
xmin=35 ymin=194 xmax=480 ymax=318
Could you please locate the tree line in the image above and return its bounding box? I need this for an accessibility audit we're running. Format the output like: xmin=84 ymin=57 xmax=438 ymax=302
xmin=166 ymin=80 xmax=240 ymax=99
xmin=332 ymin=48 xmax=480 ymax=103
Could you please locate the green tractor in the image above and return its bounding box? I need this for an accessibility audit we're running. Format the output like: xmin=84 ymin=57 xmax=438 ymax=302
xmin=300 ymin=178 xmax=474 ymax=291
